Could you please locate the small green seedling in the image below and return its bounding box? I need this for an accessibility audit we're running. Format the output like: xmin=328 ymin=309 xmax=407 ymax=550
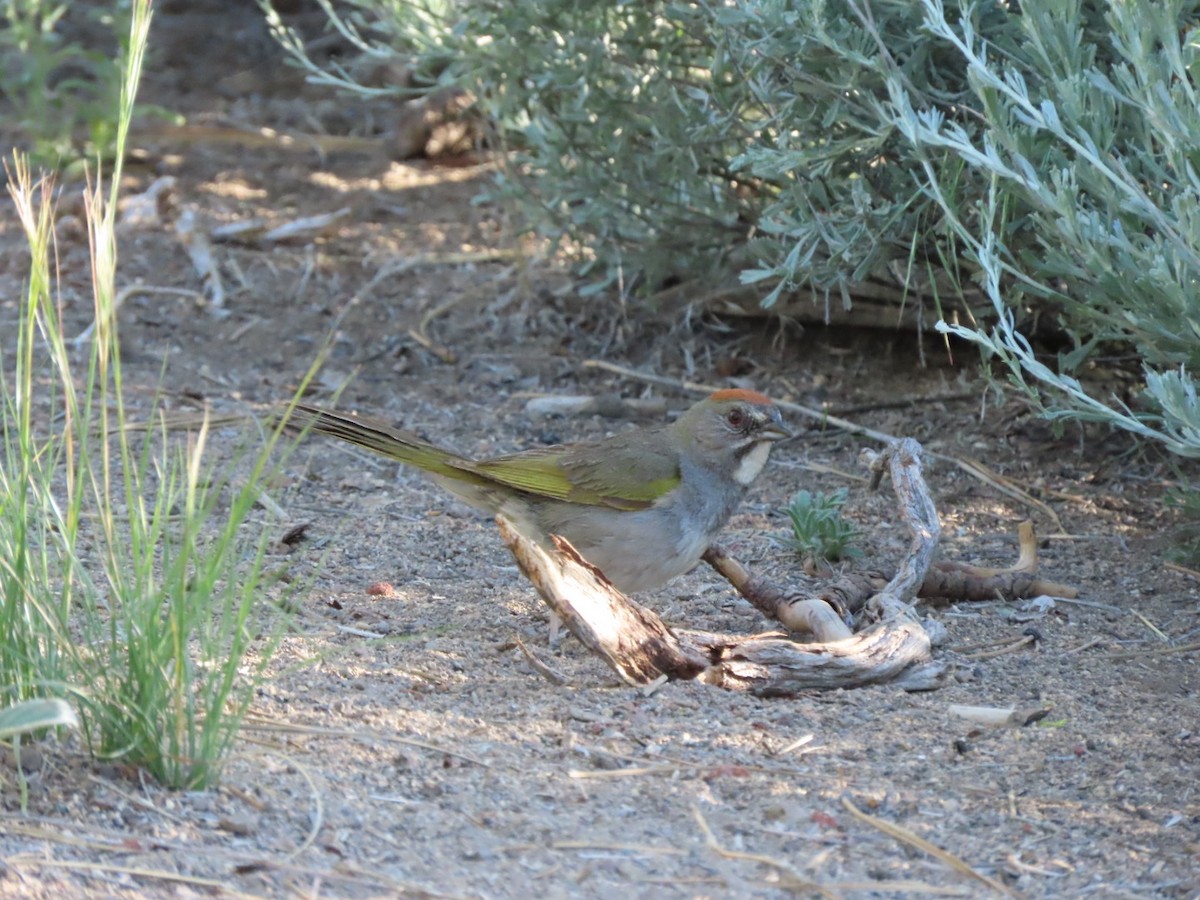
xmin=774 ymin=488 xmax=862 ymax=565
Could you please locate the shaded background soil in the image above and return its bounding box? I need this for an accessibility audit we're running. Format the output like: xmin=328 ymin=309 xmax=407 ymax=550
xmin=0 ymin=3 xmax=1197 ymax=897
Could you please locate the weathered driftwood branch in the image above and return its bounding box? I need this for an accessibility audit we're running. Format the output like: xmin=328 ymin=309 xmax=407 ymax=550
xmin=860 ymin=442 xmax=940 ymax=620
xmin=706 ymin=517 xmax=1077 ymax=635
xmin=683 ymin=624 xmax=946 ymax=694
xmin=925 ymin=519 xmax=1078 ymax=600
xmin=499 ymin=437 xmax=1081 ymax=693
xmin=496 ymin=521 xmax=709 ymax=684
xmin=698 ymin=546 xmax=853 ymax=641
xmin=499 ymin=438 xmax=965 ymax=694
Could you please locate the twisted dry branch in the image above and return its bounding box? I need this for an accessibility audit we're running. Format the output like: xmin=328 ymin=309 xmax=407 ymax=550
xmin=499 ymin=438 xmax=1075 ymax=694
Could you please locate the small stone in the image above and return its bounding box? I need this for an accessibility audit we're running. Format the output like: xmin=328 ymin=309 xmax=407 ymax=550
xmin=217 ymin=816 xmax=257 ymax=836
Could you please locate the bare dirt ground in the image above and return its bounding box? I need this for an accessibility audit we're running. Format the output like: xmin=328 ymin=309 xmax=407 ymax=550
xmin=1 ymin=4 xmax=1197 ymax=898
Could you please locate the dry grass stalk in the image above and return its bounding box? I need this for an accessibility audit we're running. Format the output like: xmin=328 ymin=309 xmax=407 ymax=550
xmin=692 ymin=805 xmax=835 ymax=898
xmin=840 ymin=796 xmax=1015 ymax=897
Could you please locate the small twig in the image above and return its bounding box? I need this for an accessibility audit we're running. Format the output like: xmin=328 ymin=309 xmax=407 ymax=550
xmin=115 ymin=411 xmax=251 ymax=434
xmin=0 ymin=819 xmax=157 ymax=853
xmin=958 ymin=634 xmax=1036 ymax=661
xmin=135 ymin=120 xmax=385 ymax=154
xmin=1061 ymin=636 xmax=1105 ymax=654
xmin=949 ymin=457 xmax=1064 ymax=533
xmin=0 ymin=815 xmax=422 ymax=891
xmin=406 ymin=325 xmax=458 ymax=363
xmin=407 ymin=289 xmax=472 ymax=363
xmin=85 ymin=775 xmax=188 ymax=825
xmin=335 ymin=624 xmax=389 ymax=639
xmin=513 ymin=635 xmax=568 ymax=685
xmin=820 ymin=880 xmax=973 ymax=896
xmin=922 ymin=562 xmax=1078 ymax=602
xmin=840 ymin=796 xmax=1016 ymax=897
xmin=568 ymin=765 xmax=683 ymax=779
xmin=239 ymin=714 xmax=490 ymax=767
xmin=1164 ymin=560 xmax=1200 ymax=581
xmin=567 ymin=745 xmax=819 ymax=780
xmin=645 ymin=277 xmax=750 ymax=312
xmin=640 ymin=673 xmax=670 ymax=696
xmin=551 ymin=840 xmax=685 ymax=856
xmin=2 ymin=858 xmax=265 ymax=899
xmin=950 ymin=635 xmax=1033 ymax=654
xmin=407 ymin=267 xmax=518 ymax=364
xmin=229 ymin=315 xmax=261 ymax=342
xmin=1039 ymin=595 xmax=1120 ymax=612
xmin=223 ymin=783 xmax=271 ymax=811
xmin=948 ymin=704 xmax=1051 ymax=728
xmin=1006 ymin=852 xmax=1069 ymax=878
xmin=702 ymin=545 xmax=853 ymax=639
xmin=830 ymin=391 xmax=980 ymax=415
xmin=261 ymin=207 xmax=350 ymax=243
xmin=1131 ymin=610 xmax=1170 ymax=642
xmin=176 ymin=208 xmax=226 ymax=312
xmin=774 ymin=734 xmax=816 ymax=756
xmin=222 ymin=747 xmax=323 ymax=862
xmin=1102 ymin=640 xmax=1200 ymax=661
xmin=282 ymin=755 xmax=324 ymax=862
xmin=74 ymin=285 xmax=205 ymax=347
xmin=582 ymin=359 xmax=722 ymax=400
xmin=584 ymin=359 xmax=897 ymax=444
xmin=692 ymin=805 xmax=834 ymax=898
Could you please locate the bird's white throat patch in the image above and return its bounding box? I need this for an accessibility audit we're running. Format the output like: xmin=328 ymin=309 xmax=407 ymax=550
xmin=732 ymin=441 xmax=772 ymax=486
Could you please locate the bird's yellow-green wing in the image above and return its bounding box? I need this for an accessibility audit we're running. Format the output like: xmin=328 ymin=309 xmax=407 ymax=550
xmin=469 ymin=430 xmax=681 ymax=510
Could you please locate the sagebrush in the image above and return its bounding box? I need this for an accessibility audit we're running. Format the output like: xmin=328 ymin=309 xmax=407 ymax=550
xmin=270 ymin=0 xmax=1200 ymax=459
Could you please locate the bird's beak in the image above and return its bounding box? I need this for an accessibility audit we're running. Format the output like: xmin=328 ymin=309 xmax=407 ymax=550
xmin=761 ymin=409 xmax=792 ymax=441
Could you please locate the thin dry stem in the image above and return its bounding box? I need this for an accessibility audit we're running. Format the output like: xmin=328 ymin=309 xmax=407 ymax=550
xmin=840 ymin=796 xmax=1016 ymax=897
xmin=692 ymin=805 xmax=835 ymax=898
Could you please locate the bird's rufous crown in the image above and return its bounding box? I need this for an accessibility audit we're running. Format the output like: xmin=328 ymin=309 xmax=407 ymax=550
xmin=708 ymin=388 xmax=773 ymax=405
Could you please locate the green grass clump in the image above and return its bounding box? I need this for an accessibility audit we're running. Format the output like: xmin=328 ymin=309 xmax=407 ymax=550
xmin=0 ymin=0 xmax=299 ymax=789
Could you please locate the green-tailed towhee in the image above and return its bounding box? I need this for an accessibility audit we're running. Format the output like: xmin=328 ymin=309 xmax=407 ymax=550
xmin=289 ymin=389 xmax=789 ymax=592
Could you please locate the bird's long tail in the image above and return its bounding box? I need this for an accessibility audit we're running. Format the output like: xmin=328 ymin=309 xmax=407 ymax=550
xmin=285 ymin=403 xmax=482 ymax=483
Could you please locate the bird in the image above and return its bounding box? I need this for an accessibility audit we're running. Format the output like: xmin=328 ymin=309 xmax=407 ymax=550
xmin=288 ymin=389 xmax=790 ymax=593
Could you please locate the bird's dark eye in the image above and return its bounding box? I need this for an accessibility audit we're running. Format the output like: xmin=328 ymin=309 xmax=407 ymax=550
xmin=725 ymin=408 xmax=747 ymax=429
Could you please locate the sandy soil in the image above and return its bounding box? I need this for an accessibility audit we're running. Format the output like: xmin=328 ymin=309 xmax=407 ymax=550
xmin=0 ymin=4 xmax=1197 ymax=898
